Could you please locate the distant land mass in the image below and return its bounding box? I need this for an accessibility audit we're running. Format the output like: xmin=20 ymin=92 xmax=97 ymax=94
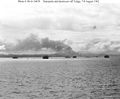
xmin=0 ymin=51 xmax=115 ymax=58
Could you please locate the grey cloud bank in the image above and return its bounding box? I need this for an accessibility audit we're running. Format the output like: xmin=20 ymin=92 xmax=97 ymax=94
xmin=3 ymin=34 xmax=74 ymax=54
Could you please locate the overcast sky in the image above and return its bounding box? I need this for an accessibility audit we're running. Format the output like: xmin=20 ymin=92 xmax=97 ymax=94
xmin=0 ymin=0 xmax=120 ymax=53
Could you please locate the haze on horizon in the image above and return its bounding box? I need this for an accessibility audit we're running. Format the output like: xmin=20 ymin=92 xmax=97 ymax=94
xmin=0 ymin=0 xmax=120 ymax=54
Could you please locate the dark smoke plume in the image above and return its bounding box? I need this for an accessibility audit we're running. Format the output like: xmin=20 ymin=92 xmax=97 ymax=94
xmin=5 ymin=34 xmax=74 ymax=55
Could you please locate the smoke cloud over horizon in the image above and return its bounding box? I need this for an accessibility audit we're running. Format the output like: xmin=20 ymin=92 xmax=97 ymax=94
xmin=3 ymin=34 xmax=74 ymax=54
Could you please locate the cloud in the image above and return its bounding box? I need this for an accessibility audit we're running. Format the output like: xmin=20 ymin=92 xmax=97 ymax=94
xmin=0 ymin=38 xmax=6 ymax=51
xmin=75 ymin=38 xmax=120 ymax=54
xmin=5 ymin=34 xmax=74 ymax=54
xmin=0 ymin=45 xmax=5 ymax=51
xmin=12 ymin=34 xmax=41 ymax=51
xmin=41 ymin=38 xmax=72 ymax=52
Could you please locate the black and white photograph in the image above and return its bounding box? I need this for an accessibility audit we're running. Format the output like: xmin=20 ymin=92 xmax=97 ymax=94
xmin=0 ymin=0 xmax=120 ymax=99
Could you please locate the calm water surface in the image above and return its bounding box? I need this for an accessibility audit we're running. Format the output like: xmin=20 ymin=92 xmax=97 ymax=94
xmin=0 ymin=57 xmax=120 ymax=99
